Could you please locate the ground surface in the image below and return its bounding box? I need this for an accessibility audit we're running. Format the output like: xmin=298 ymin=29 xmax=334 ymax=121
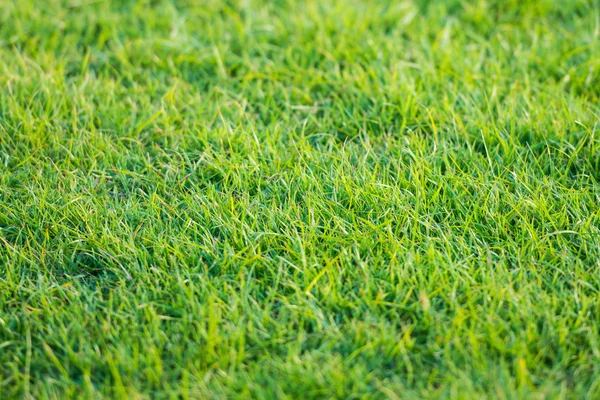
xmin=1 ymin=0 xmax=600 ymax=398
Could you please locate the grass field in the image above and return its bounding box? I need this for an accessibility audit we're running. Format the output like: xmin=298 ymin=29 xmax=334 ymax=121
xmin=1 ymin=0 xmax=600 ymax=398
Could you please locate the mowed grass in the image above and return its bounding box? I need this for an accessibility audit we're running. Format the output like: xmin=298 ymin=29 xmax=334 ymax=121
xmin=1 ymin=0 xmax=600 ymax=398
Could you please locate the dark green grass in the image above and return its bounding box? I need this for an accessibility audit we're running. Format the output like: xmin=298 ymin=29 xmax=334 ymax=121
xmin=1 ymin=0 xmax=600 ymax=398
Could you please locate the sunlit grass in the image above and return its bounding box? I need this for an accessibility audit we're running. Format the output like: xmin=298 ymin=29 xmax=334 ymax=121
xmin=1 ymin=0 xmax=599 ymax=398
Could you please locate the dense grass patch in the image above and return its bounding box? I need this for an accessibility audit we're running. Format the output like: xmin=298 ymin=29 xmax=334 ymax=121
xmin=1 ymin=0 xmax=599 ymax=398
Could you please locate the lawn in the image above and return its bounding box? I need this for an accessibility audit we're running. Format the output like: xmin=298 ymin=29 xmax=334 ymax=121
xmin=1 ymin=0 xmax=599 ymax=398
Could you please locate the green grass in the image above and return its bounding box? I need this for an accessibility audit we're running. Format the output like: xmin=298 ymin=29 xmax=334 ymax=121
xmin=1 ymin=0 xmax=600 ymax=398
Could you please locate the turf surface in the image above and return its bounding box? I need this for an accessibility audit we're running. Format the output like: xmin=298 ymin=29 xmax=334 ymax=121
xmin=1 ymin=0 xmax=600 ymax=398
